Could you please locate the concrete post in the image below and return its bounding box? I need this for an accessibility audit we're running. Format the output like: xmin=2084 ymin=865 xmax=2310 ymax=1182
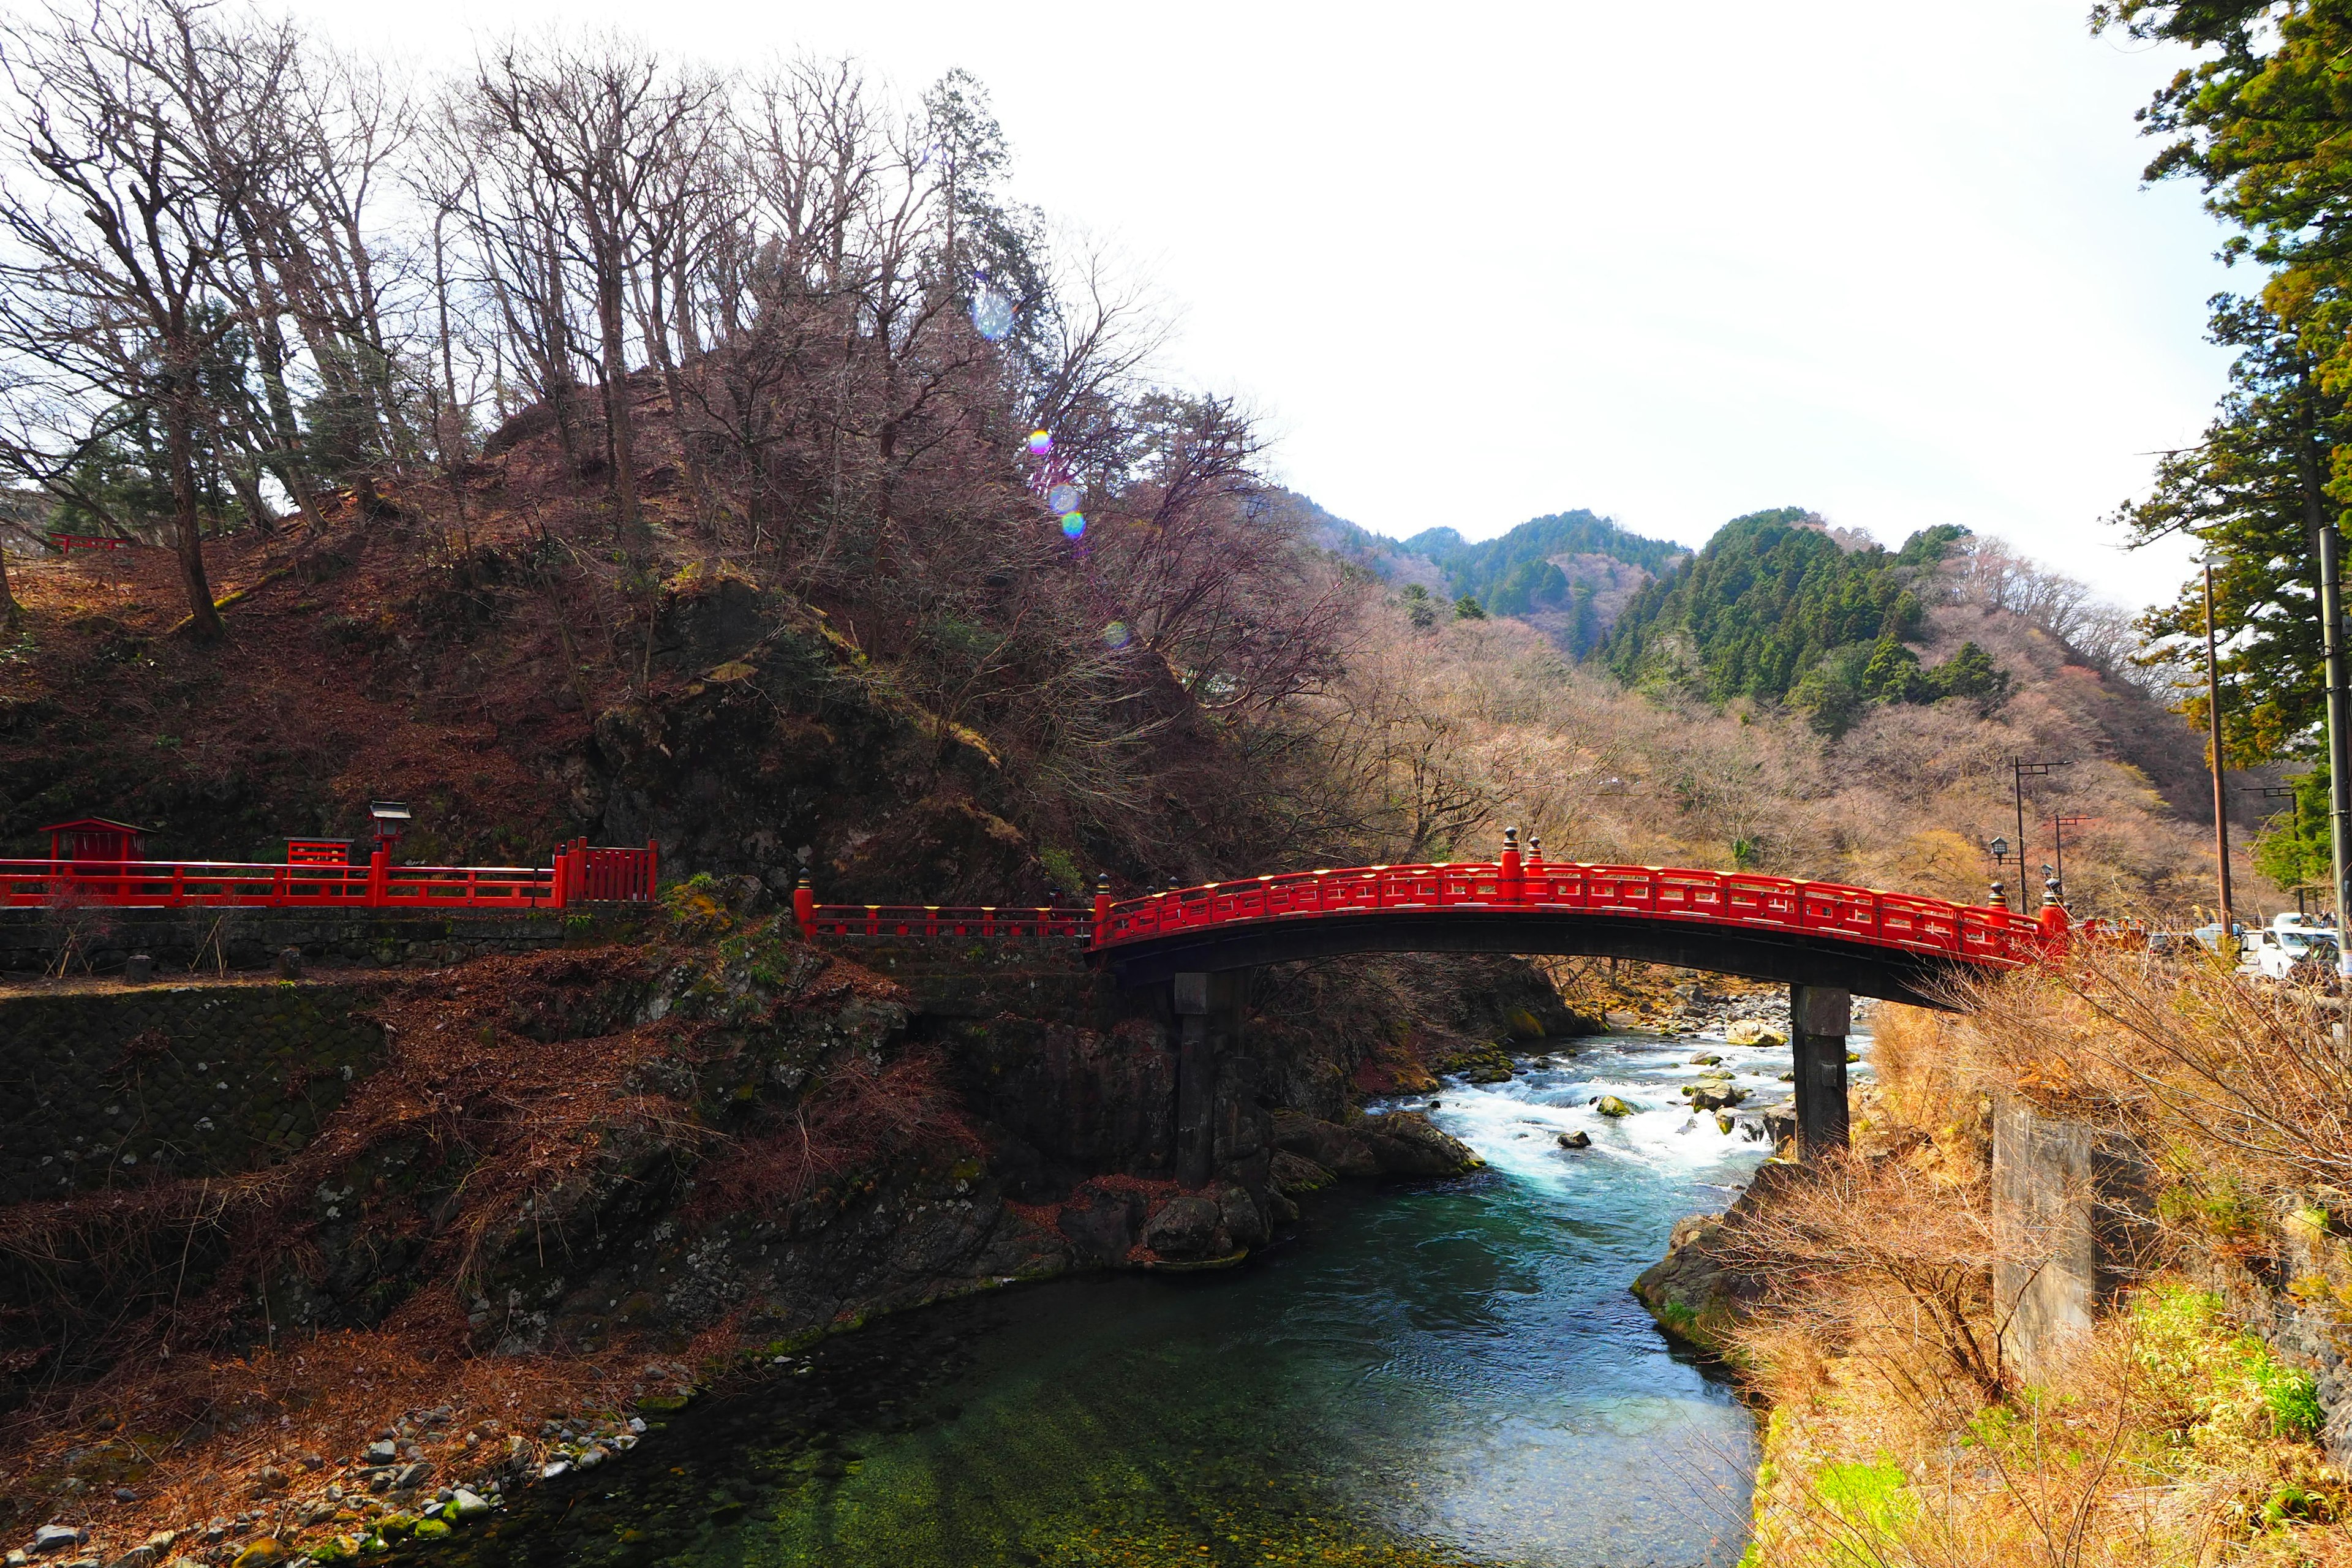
xmin=1992 ymin=1095 xmax=2155 ymax=1379
xmin=1172 ymin=971 xmax=1242 ymax=1186
xmin=1790 ymin=983 xmax=1851 ymax=1158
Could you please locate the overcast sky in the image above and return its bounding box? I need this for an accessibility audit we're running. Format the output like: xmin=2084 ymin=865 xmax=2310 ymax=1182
xmin=292 ymin=0 xmax=2237 ymax=609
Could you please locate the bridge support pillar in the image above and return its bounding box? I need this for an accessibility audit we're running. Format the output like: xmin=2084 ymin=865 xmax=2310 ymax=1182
xmin=1172 ymin=971 xmax=1243 ymax=1187
xmin=1790 ymin=984 xmax=1851 ymax=1159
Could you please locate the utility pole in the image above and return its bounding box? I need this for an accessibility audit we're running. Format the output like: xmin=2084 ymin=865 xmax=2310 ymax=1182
xmin=2010 ymin=760 xmax=2056 ymax=880
xmin=2319 ymin=525 xmax=2352 ymax=965
xmin=2052 ymin=813 xmax=2089 ymax=907
xmin=2204 ymin=560 xmax=2236 ymax=933
xmin=2286 ymin=368 xmax=2351 ymax=963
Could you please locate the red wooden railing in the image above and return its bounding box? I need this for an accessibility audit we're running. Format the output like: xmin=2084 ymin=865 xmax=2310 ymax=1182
xmin=802 ymin=856 xmax=2058 ymax=968
xmin=799 ymin=904 xmax=1095 ymax=941
xmin=0 ymin=840 xmax=659 ymax=911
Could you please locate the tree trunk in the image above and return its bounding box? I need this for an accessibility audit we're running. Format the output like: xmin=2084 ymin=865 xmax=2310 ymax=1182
xmin=164 ymin=366 xmax=225 ymax=641
xmin=597 ymin=252 xmax=640 ymax=530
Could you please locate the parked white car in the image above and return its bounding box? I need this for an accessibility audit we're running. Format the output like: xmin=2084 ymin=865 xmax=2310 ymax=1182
xmin=2238 ymin=916 xmax=2342 ymax=981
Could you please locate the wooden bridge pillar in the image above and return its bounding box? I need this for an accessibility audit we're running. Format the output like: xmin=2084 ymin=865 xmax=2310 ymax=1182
xmin=1790 ymin=984 xmax=1851 ymax=1159
xmin=1172 ymin=971 xmax=1244 ymax=1187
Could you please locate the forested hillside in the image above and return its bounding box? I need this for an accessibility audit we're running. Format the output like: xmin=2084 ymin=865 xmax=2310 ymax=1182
xmin=1599 ymin=510 xmax=1991 ymax=714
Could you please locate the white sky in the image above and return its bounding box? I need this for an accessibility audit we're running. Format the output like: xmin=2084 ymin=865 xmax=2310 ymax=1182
xmin=293 ymin=0 xmax=2238 ymax=609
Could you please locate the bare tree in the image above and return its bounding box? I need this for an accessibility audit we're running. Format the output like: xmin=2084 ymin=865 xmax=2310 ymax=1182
xmin=0 ymin=2 xmax=249 ymax=636
xmin=473 ymin=39 xmax=720 ymax=533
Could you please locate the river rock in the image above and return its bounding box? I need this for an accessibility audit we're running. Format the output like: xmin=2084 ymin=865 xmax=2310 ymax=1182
xmin=1269 ymin=1111 xmax=1479 ymax=1178
xmin=1726 ymin=1020 xmax=1786 ymax=1047
xmin=32 ymin=1527 xmax=82 ymax=1556
xmin=1142 ymin=1195 xmax=1226 ymax=1261
xmin=1270 ymin=1112 xmax=1381 ymax=1178
xmin=1595 ymin=1095 xmax=1635 ymax=1118
xmin=448 ymin=1491 xmax=491 ymax=1521
xmin=1059 ymin=1186 xmax=1143 ymax=1265
xmin=1356 ymin=1112 xmax=1482 ymax=1175
xmin=1557 ymin=1131 xmax=1591 ymax=1149
xmin=1217 ymin=1184 xmax=1270 ymax=1248
xmin=1688 ymin=1053 xmax=1722 ymax=1066
xmin=1268 ymin=1149 xmax=1334 ymax=1196
xmin=1632 ymin=1163 xmax=1804 ymax=1351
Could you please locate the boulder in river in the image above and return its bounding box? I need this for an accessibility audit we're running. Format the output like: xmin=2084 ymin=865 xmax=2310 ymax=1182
xmin=1595 ymin=1095 xmax=1636 ymax=1118
xmin=1726 ymin=1020 xmax=1787 ymax=1048
xmin=1271 ymin=1110 xmax=1481 ymax=1178
xmin=1687 ymin=1053 xmax=1723 ymax=1066
xmin=1142 ymin=1195 xmax=1226 ymax=1261
xmin=1557 ymin=1130 xmax=1591 ymax=1149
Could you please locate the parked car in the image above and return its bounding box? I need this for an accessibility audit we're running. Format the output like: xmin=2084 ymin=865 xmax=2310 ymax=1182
xmin=2238 ymin=915 xmax=2342 ymax=982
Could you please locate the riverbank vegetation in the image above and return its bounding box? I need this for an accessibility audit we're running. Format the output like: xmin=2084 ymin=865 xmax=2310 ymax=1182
xmin=1660 ymin=954 xmax=2352 ymax=1567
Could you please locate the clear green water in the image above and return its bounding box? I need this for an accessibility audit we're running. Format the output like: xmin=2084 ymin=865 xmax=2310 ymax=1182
xmin=445 ymin=1031 xmax=1794 ymax=1568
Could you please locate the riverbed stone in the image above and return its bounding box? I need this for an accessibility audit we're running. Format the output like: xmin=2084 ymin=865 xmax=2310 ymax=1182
xmin=1596 ymin=1095 xmax=1635 ymax=1118
xmin=1558 ymin=1131 xmax=1591 ymax=1149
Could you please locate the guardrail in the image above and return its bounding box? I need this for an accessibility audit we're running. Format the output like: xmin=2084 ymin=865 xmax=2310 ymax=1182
xmin=800 ymin=857 xmax=2054 ymax=967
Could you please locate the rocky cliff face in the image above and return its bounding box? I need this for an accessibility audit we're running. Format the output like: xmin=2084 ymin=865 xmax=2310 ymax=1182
xmin=0 ymin=892 xmax=1500 ymax=1561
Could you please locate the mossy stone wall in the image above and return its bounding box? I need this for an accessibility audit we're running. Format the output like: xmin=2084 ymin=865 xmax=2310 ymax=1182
xmin=0 ymin=982 xmax=386 ymax=1203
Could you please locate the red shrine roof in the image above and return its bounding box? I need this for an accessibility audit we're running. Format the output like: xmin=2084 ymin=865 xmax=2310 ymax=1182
xmin=39 ymin=816 xmax=145 ymax=835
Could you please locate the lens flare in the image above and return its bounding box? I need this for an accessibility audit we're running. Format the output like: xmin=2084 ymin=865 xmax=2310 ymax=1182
xmin=1046 ymin=483 xmax=1081 ymax=515
xmin=1101 ymin=620 xmax=1131 ymax=649
xmin=970 ymin=285 xmax=1016 ymax=342
xmin=1027 ymin=430 xmax=1054 ymax=457
xmin=1060 ymin=512 xmax=1086 ymax=538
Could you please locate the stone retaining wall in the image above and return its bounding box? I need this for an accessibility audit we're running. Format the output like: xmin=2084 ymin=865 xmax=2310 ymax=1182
xmin=0 ymin=982 xmax=388 ymax=1204
xmin=0 ymin=905 xmax=646 ymax=975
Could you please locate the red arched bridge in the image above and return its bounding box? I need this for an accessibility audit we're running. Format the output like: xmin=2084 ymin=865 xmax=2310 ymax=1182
xmin=796 ymin=836 xmax=2064 ymax=1163
xmin=796 ymin=842 xmax=2056 ymax=1009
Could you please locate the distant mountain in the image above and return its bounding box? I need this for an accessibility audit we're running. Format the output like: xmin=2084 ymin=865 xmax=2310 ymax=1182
xmin=1292 ymin=497 xmax=1689 ymax=655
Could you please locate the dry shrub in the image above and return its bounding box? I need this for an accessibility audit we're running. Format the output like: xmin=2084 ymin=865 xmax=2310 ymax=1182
xmin=1720 ymin=1156 xmax=2009 ymax=1409
xmin=1869 ymin=1003 xmax=1988 ymax=1168
xmin=685 ymin=1047 xmax=978 ymax=1219
xmin=1730 ymin=955 xmax=2352 ymax=1568
xmin=1958 ymin=948 xmax=2352 ymax=1210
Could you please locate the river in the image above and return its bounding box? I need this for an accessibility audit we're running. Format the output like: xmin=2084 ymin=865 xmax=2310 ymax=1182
xmin=443 ymin=1026 xmax=1825 ymax=1567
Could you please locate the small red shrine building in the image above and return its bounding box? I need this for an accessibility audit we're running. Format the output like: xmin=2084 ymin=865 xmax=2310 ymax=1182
xmin=40 ymin=818 xmax=146 ymax=862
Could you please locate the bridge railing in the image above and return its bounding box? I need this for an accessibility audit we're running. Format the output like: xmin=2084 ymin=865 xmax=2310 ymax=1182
xmin=804 ymin=905 xmax=1095 ymax=941
xmin=0 ymin=844 xmax=662 ymax=911
xmin=1089 ymin=861 xmax=2049 ymax=965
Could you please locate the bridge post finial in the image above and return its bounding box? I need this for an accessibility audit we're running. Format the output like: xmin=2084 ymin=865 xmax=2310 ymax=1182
xmin=792 ymin=870 xmax=815 ymax=940
xmin=1989 ymin=877 xmax=2006 ymax=913
xmin=1499 ymin=826 xmax=1524 ymax=905
xmin=1093 ymin=873 xmax=1112 ymax=940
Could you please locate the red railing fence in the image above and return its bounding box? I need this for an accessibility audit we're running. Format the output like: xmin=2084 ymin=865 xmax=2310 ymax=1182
xmin=0 ymin=840 xmax=660 ymax=911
